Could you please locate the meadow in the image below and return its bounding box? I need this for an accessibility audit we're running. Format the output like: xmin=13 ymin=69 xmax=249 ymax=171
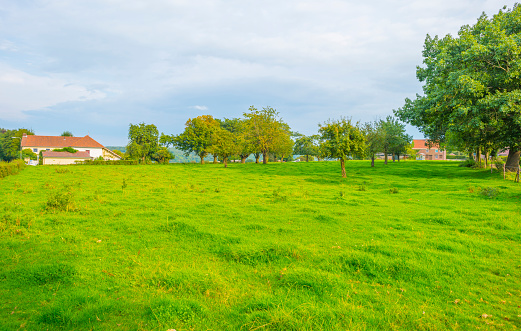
xmin=0 ymin=161 xmax=520 ymax=330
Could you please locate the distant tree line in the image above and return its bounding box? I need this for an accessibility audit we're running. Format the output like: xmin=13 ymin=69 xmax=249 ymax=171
xmin=123 ymin=106 xmax=412 ymax=177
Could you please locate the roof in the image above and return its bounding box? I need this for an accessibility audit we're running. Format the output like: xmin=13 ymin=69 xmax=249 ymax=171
xmin=42 ymin=151 xmax=91 ymax=158
xmin=412 ymin=139 xmax=440 ymax=150
xmin=21 ymin=135 xmax=104 ymax=148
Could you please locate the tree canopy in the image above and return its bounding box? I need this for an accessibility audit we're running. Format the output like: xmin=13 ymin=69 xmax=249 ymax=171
xmin=0 ymin=128 xmax=34 ymax=162
xmin=170 ymin=115 xmax=220 ymax=164
xmin=318 ymin=118 xmax=365 ymax=177
xmin=127 ymin=123 xmax=160 ymax=163
xmin=394 ymin=4 xmax=521 ymax=167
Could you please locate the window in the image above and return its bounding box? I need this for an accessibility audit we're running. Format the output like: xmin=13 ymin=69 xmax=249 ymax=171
xmin=435 ymin=149 xmax=438 ymax=153
xmin=435 ymin=155 xmax=438 ymax=159
xmin=33 ymin=148 xmax=37 ymax=153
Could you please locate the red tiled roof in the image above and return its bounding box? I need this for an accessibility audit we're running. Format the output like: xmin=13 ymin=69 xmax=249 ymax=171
xmin=42 ymin=151 xmax=91 ymax=158
xmin=413 ymin=139 xmax=441 ymax=150
xmin=21 ymin=135 xmax=104 ymax=148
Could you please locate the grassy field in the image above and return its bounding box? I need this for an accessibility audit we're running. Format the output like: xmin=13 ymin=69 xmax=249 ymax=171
xmin=0 ymin=161 xmax=520 ymax=330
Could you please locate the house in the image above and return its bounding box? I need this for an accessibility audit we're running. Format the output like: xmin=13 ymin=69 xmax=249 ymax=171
xmin=41 ymin=151 xmax=92 ymax=165
xmin=412 ymin=139 xmax=446 ymax=160
xmin=21 ymin=134 xmax=121 ymax=165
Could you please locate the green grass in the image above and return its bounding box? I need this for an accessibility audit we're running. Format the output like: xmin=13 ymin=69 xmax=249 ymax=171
xmin=0 ymin=161 xmax=520 ymax=330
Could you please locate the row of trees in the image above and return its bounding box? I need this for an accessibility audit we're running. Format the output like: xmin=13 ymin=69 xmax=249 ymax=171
xmin=394 ymin=4 xmax=521 ymax=168
xmin=126 ymin=107 xmax=412 ymax=177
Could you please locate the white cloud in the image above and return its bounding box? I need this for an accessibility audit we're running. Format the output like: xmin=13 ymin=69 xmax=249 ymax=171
xmin=190 ymin=105 xmax=208 ymax=111
xmin=0 ymin=64 xmax=105 ymax=120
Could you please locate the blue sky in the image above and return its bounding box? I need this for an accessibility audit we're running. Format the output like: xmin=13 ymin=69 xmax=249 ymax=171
xmin=0 ymin=0 xmax=517 ymax=145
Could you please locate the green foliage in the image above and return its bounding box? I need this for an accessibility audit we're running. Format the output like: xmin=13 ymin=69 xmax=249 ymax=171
xmin=389 ymin=187 xmax=399 ymax=194
xmin=243 ymin=106 xmax=292 ymax=164
xmin=394 ymin=4 xmax=521 ymax=167
xmin=459 ymin=159 xmax=476 ymax=167
xmin=0 ymin=128 xmax=34 ymax=161
xmin=153 ymin=147 xmax=174 ymax=164
xmin=167 ymin=115 xmax=220 ymax=164
xmin=127 ymin=122 xmax=159 ymax=163
xmin=53 ymin=147 xmax=78 ymax=153
xmin=46 ymin=186 xmax=75 ymax=212
xmin=318 ymin=117 xmax=365 ymax=177
xmin=479 ymin=187 xmax=499 ymax=199
xmin=22 ymin=148 xmax=37 ymax=160
xmin=60 ymin=131 xmax=74 ymax=137
xmin=293 ymin=134 xmax=319 ymax=162
xmin=0 ymin=160 xmax=25 ymax=178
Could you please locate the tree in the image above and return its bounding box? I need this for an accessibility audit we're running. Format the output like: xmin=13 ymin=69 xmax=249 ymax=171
xmin=363 ymin=121 xmax=385 ymax=167
xmin=61 ymin=131 xmax=74 ymax=137
xmin=208 ymin=127 xmax=239 ymax=168
xmin=218 ymin=118 xmax=256 ymax=163
xmin=127 ymin=123 xmax=159 ymax=163
xmin=22 ymin=148 xmax=37 ymax=160
xmin=153 ymin=147 xmax=174 ymax=164
xmin=394 ymin=4 xmax=521 ymax=169
xmin=0 ymin=128 xmax=34 ymax=162
xmin=293 ymin=134 xmax=319 ymax=162
xmin=168 ymin=115 xmax=220 ymax=164
xmin=243 ymin=106 xmax=291 ymax=164
xmin=318 ymin=118 xmax=366 ymax=178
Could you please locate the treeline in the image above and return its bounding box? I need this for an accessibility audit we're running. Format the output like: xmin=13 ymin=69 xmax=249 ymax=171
xmin=124 ymin=106 xmax=412 ymax=177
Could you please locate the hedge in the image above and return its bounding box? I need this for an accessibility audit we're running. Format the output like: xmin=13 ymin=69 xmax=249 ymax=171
xmin=0 ymin=160 xmax=25 ymax=179
xmin=76 ymin=160 xmax=139 ymax=165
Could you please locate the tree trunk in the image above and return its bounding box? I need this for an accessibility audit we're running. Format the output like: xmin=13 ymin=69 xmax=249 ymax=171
xmin=505 ymin=149 xmax=520 ymax=171
xmin=306 ymin=155 xmax=309 ymax=162
xmin=476 ymin=147 xmax=481 ymax=166
xmin=200 ymin=156 xmax=204 ymax=164
xmin=485 ymin=151 xmax=489 ymax=167
xmin=392 ymin=153 xmax=395 ymax=162
xmin=384 ymin=152 xmax=388 ymax=165
xmin=468 ymin=152 xmax=473 ymax=160
xmin=397 ymin=153 xmax=400 ymax=162
xmin=213 ymin=155 xmax=217 ymax=164
xmin=241 ymin=157 xmax=246 ymax=163
xmin=340 ymin=158 xmax=346 ymax=178
xmin=371 ymin=156 xmax=375 ymax=167
xmin=263 ymin=152 xmax=268 ymax=164
xmin=224 ymin=158 xmax=228 ymax=168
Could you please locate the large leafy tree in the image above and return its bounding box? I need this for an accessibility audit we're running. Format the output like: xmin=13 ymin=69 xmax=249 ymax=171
xmin=318 ymin=118 xmax=365 ymax=178
xmin=218 ymin=118 xmax=255 ymax=163
xmin=394 ymin=4 xmax=521 ymax=168
xmin=208 ymin=127 xmax=239 ymax=168
xmin=243 ymin=106 xmax=291 ymax=164
xmin=0 ymin=128 xmax=34 ymax=162
xmin=293 ymin=134 xmax=319 ymax=162
xmin=380 ymin=116 xmax=412 ymax=163
xmin=168 ymin=115 xmax=220 ymax=164
xmin=127 ymin=123 xmax=159 ymax=163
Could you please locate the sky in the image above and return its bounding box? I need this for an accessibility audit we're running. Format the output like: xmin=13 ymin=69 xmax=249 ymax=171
xmin=0 ymin=0 xmax=518 ymax=146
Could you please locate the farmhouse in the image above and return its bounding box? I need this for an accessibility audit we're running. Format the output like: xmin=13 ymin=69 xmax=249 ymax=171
xmin=413 ymin=139 xmax=446 ymax=160
xmin=21 ymin=133 xmax=121 ymax=165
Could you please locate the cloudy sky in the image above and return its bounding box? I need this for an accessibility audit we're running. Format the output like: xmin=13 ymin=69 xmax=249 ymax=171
xmin=0 ymin=0 xmax=517 ymax=145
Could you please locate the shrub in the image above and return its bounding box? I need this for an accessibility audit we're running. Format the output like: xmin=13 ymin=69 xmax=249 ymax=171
xmin=493 ymin=158 xmax=505 ymax=172
xmin=46 ymin=187 xmax=75 ymax=212
xmin=479 ymin=187 xmax=499 ymax=199
xmin=77 ymin=159 xmax=139 ymax=165
xmin=0 ymin=160 xmax=25 ymax=179
xmin=389 ymin=187 xmax=399 ymax=194
xmin=459 ymin=159 xmax=476 ymax=167
xmin=52 ymin=147 xmax=78 ymax=153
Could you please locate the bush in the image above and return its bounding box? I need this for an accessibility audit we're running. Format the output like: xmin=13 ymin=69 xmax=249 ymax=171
xmin=479 ymin=187 xmax=499 ymax=199
xmin=0 ymin=160 xmax=25 ymax=179
xmin=493 ymin=158 xmax=505 ymax=172
xmin=459 ymin=159 xmax=476 ymax=167
xmin=46 ymin=187 xmax=75 ymax=212
xmin=77 ymin=159 xmax=139 ymax=165
xmin=52 ymin=147 xmax=78 ymax=153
